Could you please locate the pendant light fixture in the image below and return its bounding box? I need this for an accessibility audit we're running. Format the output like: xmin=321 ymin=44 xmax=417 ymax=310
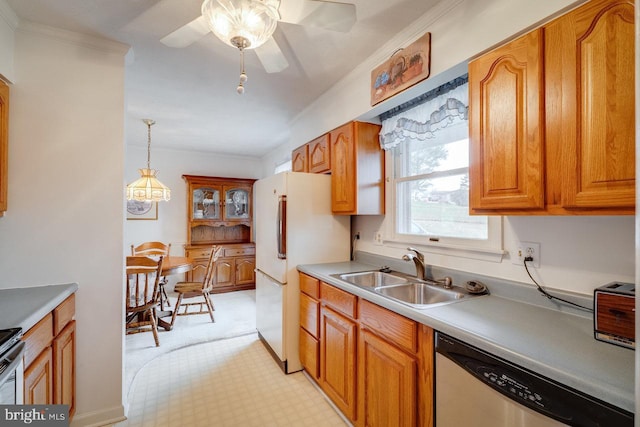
xmin=126 ymin=119 xmax=171 ymax=202
xmin=201 ymin=0 xmax=280 ymax=93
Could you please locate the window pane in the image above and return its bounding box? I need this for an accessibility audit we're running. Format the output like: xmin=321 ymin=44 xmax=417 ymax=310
xmin=394 ymin=138 xmax=469 ymax=178
xmin=396 ymin=174 xmax=488 ymax=239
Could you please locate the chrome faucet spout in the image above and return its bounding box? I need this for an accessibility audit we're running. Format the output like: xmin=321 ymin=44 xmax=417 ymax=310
xmin=402 ymin=248 xmax=426 ymax=280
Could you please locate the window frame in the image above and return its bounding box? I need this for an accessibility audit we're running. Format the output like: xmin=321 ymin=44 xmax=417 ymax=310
xmin=382 ymin=147 xmax=505 ymax=263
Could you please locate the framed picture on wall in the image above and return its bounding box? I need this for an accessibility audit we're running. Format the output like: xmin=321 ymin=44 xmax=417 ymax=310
xmin=126 ymin=200 xmax=158 ymax=220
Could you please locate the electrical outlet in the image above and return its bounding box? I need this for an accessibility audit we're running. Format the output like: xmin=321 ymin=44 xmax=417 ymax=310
xmin=354 ymin=232 xmax=360 ymax=240
xmin=374 ymin=231 xmax=383 ymax=245
xmin=513 ymin=241 xmax=540 ymax=268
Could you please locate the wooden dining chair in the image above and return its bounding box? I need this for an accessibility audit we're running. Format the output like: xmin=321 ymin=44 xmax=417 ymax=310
xmin=170 ymin=245 xmax=222 ymax=326
xmin=131 ymin=241 xmax=171 ymax=310
xmin=125 ymin=255 xmax=164 ymax=347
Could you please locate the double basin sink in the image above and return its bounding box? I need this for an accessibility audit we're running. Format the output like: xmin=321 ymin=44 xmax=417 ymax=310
xmin=332 ymin=270 xmax=474 ymax=309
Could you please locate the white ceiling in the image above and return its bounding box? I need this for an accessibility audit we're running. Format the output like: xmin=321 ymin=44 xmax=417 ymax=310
xmin=6 ymin=0 xmax=441 ymax=157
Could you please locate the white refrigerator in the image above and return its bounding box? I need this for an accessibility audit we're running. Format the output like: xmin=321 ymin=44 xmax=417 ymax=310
xmin=254 ymin=172 xmax=351 ymax=373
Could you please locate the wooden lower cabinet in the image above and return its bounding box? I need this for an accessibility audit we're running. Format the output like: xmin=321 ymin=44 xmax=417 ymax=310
xmin=358 ymin=329 xmax=417 ymax=427
xmin=185 ymin=243 xmax=255 ymax=293
xmin=298 ymin=272 xmax=434 ymax=427
xmin=23 ymin=294 xmax=76 ymax=419
xmin=235 ymin=257 xmax=256 ymax=286
xmin=321 ymin=306 xmax=357 ymax=420
xmin=299 ymin=328 xmax=320 ymax=379
xmin=24 ymin=347 xmax=53 ymax=405
xmin=54 ymin=320 xmax=76 ymax=416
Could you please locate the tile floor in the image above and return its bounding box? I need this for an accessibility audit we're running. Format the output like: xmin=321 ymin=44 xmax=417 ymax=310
xmin=119 ymin=290 xmax=348 ymax=427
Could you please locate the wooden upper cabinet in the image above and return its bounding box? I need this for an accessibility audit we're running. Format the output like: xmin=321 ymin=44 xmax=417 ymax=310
xmin=546 ymin=0 xmax=635 ymax=210
xmin=469 ymin=29 xmax=545 ymax=212
xmin=292 ymin=133 xmax=331 ymax=174
xmin=0 ymin=81 xmax=8 ymax=217
xmin=309 ymin=134 xmax=331 ymax=173
xmin=470 ymin=0 xmax=635 ymax=215
xmin=330 ymin=121 xmax=384 ymax=215
xmin=292 ymin=144 xmax=309 ymax=172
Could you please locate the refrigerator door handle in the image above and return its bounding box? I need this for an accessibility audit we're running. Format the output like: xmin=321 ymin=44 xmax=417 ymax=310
xmin=277 ymin=195 xmax=287 ymax=259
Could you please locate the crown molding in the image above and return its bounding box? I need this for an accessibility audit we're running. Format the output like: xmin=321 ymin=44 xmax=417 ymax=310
xmin=17 ymin=20 xmax=130 ymax=56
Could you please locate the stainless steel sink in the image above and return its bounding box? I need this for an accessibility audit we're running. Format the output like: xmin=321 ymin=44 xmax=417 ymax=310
xmin=374 ymin=282 xmax=466 ymax=308
xmin=337 ymin=271 xmax=409 ymax=288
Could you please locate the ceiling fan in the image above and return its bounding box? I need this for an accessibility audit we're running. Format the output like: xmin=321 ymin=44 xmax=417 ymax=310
xmin=160 ymin=0 xmax=357 ymax=93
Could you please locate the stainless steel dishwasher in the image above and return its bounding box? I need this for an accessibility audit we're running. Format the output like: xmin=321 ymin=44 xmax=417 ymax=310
xmin=435 ymin=332 xmax=633 ymax=427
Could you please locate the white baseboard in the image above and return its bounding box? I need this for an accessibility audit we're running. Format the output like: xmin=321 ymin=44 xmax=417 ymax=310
xmin=69 ymin=405 xmax=126 ymax=427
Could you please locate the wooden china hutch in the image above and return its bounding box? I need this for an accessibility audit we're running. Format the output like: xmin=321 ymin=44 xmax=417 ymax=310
xmin=182 ymin=175 xmax=256 ymax=293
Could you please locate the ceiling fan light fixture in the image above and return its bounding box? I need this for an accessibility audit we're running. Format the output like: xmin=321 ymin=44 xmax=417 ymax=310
xmin=202 ymin=0 xmax=280 ymax=50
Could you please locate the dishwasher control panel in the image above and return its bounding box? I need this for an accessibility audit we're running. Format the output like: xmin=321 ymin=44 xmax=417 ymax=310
xmin=474 ymin=362 xmax=546 ymax=408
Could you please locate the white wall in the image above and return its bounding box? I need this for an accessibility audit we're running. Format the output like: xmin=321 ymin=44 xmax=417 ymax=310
xmin=0 ymin=1 xmax=16 ymax=82
xmin=124 ymin=145 xmax=262 ymax=265
xmin=262 ymin=0 xmax=635 ymax=297
xmin=0 ymin=21 xmax=129 ymax=426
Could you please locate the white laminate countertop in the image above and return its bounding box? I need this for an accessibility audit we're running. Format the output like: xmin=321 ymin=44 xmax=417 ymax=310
xmin=0 ymin=283 xmax=78 ymax=332
xmin=297 ymin=262 xmax=635 ymax=414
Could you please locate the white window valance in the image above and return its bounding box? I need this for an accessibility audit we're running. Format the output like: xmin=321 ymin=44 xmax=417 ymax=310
xmin=379 ymin=77 xmax=469 ymax=150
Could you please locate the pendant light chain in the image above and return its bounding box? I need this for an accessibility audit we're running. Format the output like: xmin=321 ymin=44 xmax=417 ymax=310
xmin=145 ymin=119 xmax=155 ymax=170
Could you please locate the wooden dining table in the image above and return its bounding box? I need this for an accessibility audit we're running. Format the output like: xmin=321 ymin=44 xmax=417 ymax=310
xmin=157 ymin=256 xmax=194 ymax=331
xmin=161 ymin=256 xmax=194 ymax=276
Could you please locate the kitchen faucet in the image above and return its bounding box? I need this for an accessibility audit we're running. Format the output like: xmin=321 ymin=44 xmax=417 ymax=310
xmin=402 ymin=247 xmax=426 ymax=280
xmin=402 ymin=247 xmax=454 ymax=288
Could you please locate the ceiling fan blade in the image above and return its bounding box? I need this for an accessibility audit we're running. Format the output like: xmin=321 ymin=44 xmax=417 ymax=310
xmin=307 ymin=1 xmax=356 ymax=33
xmin=160 ymin=16 xmax=210 ymax=48
xmin=279 ymin=0 xmax=356 ymax=33
xmin=255 ymin=38 xmax=289 ymax=73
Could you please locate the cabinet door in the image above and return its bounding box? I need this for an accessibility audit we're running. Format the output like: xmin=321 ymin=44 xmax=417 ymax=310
xmin=191 ymin=184 xmax=222 ymax=220
xmin=469 ymin=29 xmax=545 ymax=211
xmin=309 ymin=134 xmax=331 ymax=173
xmin=187 ymin=257 xmax=209 ymax=283
xmin=54 ymin=320 xmax=75 ymax=418
xmin=547 ymin=0 xmax=635 ymax=209
xmin=0 ymin=81 xmax=8 ymax=216
xmin=320 ymin=306 xmax=357 ymax=421
xmin=292 ymin=144 xmax=309 ymax=172
xmin=358 ymin=329 xmax=417 ymax=427
xmin=214 ymin=257 xmax=234 ymax=288
xmin=24 ymin=347 xmax=53 ymax=405
xmin=234 ymin=257 xmax=255 ymax=286
xmin=330 ymin=123 xmax=357 ymax=214
xmin=223 ymin=185 xmax=251 ymax=221
xmin=300 ymin=327 xmax=320 ymax=380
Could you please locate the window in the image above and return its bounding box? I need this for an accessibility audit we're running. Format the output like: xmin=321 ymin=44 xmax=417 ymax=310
xmin=274 ymin=159 xmax=292 ymax=174
xmin=380 ymin=76 xmax=502 ymax=259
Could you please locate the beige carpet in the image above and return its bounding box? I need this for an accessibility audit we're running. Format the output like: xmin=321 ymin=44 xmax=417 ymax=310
xmin=124 ymin=289 xmax=257 ymax=400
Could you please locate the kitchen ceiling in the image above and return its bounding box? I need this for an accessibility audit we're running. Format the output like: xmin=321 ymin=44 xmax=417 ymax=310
xmin=6 ymin=0 xmax=441 ymax=156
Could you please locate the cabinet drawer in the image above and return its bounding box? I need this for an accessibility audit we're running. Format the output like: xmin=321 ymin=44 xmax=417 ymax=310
xmin=186 ymin=248 xmax=211 ymax=258
xmin=300 ymin=273 xmax=320 ymax=299
xmin=300 ymin=293 xmax=320 ymax=338
xmin=359 ymin=299 xmax=418 ymax=353
xmin=224 ymin=247 xmax=255 ymax=257
xmin=53 ymin=294 xmax=75 ymax=336
xmin=299 ymin=328 xmax=319 ymax=379
xmin=321 ymin=282 xmax=357 ymax=319
xmin=23 ymin=313 xmax=54 ymax=368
